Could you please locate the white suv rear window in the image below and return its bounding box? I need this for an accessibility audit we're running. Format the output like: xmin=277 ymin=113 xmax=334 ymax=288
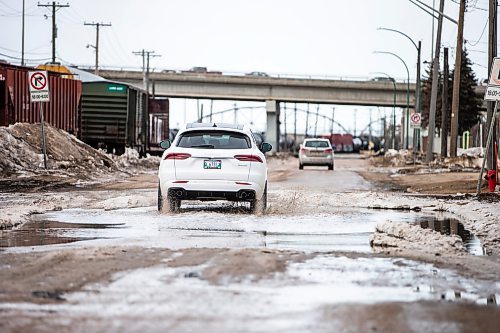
xmin=177 ymin=131 xmax=251 ymax=149
xmin=304 ymin=141 xmax=329 ymax=148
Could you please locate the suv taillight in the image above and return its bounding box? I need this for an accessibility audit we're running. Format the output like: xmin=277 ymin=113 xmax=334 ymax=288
xmin=234 ymin=154 xmax=263 ymax=163
xmin=300 ymin=148 xmax=308 ymax=153
xmin=164 ymin=153 xmax=191 ymax=160
xmin=325 ymin=148 xmax=333 ymax=153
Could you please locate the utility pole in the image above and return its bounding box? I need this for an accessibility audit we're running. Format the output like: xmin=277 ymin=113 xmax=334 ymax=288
xmin=84 ymin=22 xmax=111 ymax=76
xmin=431 ymin=0 xmax=436 ymax=59
xmin=294 ymin=103 xmax=297 ymax=146
xmin=369 ymin=108 xmax=373 ymax=149
xmin=441 ymin=47 xmax=450 ymax=157
xmin=314 ymin=105 xmax=320 ymax=137
xmin=133 ymin=49 xmax=161 ymax=153
xmin=305 ymin=104 xmax=310 ymax=137
xmin=354 ymin=109 xmax=357 ymax=136
xmin=425 ymin=0 xmax=445 ymax=163
xmin=209 ymin=100 xmax=213 ymax=123
xmin=487 ymin=0 xmax=498 ymax=170
xmin=22 ymin=0 xmax=25 ymax=66
xmin=38 ymin=2 xmax=69 ymax=64
xmin=133 ymin=49 xmax=161 ymax=93
xmin=330 ymin=107 xmax=335 ymax=135
xmin=283 ymin=103 xmax=288 ymax=151
xmin=449 ymin=0 xmax=466 ymax=157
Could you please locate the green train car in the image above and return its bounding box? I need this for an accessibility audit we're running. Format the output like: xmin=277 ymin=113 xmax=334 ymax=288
xmin=81 ymin=80 xmax=147 ymax=155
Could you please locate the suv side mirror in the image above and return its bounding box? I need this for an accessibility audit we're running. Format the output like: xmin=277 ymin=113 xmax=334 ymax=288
xmin=160 ymin=140 xmax=171 ymax=149
xmin=261 ymin=142 xmax=272 ymax=153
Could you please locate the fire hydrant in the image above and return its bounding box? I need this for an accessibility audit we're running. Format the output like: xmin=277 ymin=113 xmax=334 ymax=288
xmin=484 ymin=170 xmax=497 ymax=192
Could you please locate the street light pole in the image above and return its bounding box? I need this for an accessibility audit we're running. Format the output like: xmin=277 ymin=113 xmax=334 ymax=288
xmin=374 ymin=51 xmax=410 ymax=150
xmin=378 ymin=28 xmax=421 ymax=151
xmin=426 ymin=0 xmax=445 ymax=163
xmin=371 ymin=72 xmax=396 ymax=149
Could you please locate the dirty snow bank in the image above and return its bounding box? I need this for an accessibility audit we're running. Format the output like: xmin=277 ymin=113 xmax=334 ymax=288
xmin=0 ymin=123 xmax=115 ymax=176
xmin=0 ymin=123 xmax=161 ymax=228
xmin=370 ymin=220 xmax=466 ymax=255
xmin=371 ymin=148 xmax=483 ymax=170
xmin=0 ymin=123 xmax=160 ymax=179
xmin=0 ymin=196 xmax=63 ymax=230
xmin=330 ymin=192 xmax=499 ymax=255
xmin=110 ymin=148 xmax=160 ymax=171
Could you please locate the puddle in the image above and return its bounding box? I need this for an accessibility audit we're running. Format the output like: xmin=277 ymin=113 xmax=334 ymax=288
xmin=0 ymin=220 xmax=123 ymax=248
xmin=415 ymin=218 xmax=485 ymax=255
xmin=0 ymin=207 xmax=485 ymax=255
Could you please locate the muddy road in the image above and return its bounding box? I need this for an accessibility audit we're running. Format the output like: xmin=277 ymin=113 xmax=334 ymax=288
xmin=1 ymin=155 xmax=500 ymax=333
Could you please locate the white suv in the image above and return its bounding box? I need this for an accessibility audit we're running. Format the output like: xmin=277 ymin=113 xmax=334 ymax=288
xmin=158 ymin=123 xmax=272 ymax=213
xmin=298 ymin=138 xmax=334 ymax=170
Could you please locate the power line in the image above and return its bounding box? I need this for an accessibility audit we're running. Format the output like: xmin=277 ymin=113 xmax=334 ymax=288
xmin=467 ymin=19 xmax=489 ymax=46
xmin=0 ymin=45 xmax=48 ymax=56
xmin=0 ymin=0 xmax=20 ymax=13
xmin=0 ymin=51 xmax=51 ymax=62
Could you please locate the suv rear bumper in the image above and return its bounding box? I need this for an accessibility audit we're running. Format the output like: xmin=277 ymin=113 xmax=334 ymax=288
xmin=168 ymin=187 xmax=256 ymax=201
xmin=299 ymin=155 xmax=334 ymax=165
xmin=159 ymin=179 xmax=264 ymax=201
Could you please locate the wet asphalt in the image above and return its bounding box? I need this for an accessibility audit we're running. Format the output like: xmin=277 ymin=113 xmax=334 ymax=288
xmin=0 ymin=155 xmax=498 ymax=333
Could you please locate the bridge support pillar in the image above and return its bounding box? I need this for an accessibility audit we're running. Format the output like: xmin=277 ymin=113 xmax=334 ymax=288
xmin=266 ymin=100 xmax=280 ymax=152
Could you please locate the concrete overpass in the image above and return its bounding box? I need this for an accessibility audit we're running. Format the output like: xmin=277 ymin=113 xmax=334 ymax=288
xmin=97 ymin=70 xmax=486 ymax=151
xmin=99 ymin=70 xmax=415 ymax=107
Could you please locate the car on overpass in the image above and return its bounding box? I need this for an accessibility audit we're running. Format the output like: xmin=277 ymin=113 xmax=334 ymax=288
xmin=245 ymin=71 xmax=269 ymax=77
xmin=298 ymin=138 xmax=334 ymax=170
xmin=158 ymin=123 xmax=272 ymax=214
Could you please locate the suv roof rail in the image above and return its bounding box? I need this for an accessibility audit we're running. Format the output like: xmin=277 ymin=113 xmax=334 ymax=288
xmin=186 ymin=123 xmax=244 ymax=130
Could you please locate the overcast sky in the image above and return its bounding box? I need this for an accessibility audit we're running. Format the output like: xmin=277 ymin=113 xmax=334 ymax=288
xmin=0 ymin=0 xmax=492 ymax=134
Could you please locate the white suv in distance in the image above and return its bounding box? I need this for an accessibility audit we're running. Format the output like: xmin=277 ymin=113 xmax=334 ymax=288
xmin=158 ymin=123 xmax=272 ymax=213
xmin=298 ymin=138 xmax=334 ymax=170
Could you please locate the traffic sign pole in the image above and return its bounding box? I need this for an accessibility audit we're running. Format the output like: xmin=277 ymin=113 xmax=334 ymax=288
xmin=477 ymin=100 xmax=498 ymax=194
xmin=39 ymin=104 xmax=47 ymax=169
xmin=28 ymin=71 xmax=50 ymax=169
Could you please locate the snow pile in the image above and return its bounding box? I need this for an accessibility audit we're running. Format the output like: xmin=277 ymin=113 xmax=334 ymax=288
xmin=372 ymin=149 xmax=414 ymax=167
xmin=0 ymin=123 xmax=160 ymax=179
xmin=0 ymin=123 xmax=116 ymax=176
xmin=457 ymin=147 xmax=483 ymax=158
xmin=111 ymin=148 xmax=160 ymax=171
xmin=0 ymin=196 xmax=62 ymax=229
xmin=370 ymin=220 xmax=466 ymax=255
xmin=372 ymin=147 xmax=483 ymax=170
xmin=91 ymin=195 xmax=156 ymax=211
xmin=441 ymin=155 xmax=483 ymax=170
xmin=0 ymin=126 xmax=44 ymax=172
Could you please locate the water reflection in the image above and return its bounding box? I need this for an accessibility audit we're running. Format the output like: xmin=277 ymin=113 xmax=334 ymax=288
xmin=417 ymin=218 xmax=485 ymax=255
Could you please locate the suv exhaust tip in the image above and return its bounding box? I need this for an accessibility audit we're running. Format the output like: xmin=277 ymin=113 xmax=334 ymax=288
xmin=237 ymin=190 xmax=255 ymax=200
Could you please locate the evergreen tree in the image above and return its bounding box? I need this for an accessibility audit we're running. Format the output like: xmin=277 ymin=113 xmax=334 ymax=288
xmin=420 ymin=48 xmax=481 ymax=134
xmin=449 ymin=48 xmax=482 ymax=133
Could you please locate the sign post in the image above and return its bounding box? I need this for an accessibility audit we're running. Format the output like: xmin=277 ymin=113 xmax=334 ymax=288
xmin=28 ymin=71 xmax=50 ymax=169
xmin=409 ymin=113 xmax=422 ymax=165
xmin=477 ymin=58 xmax=500 ymax=194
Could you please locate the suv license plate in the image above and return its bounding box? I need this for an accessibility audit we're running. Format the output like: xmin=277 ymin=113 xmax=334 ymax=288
xmin=204 ymin=160 xmax=222 ymax=169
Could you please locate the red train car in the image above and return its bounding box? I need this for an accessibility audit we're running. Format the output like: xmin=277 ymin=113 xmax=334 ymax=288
xmin=322 ymin=133 xmax=354 ymax=153
xmin=0 ymin=62 xmax=82 ymax=137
